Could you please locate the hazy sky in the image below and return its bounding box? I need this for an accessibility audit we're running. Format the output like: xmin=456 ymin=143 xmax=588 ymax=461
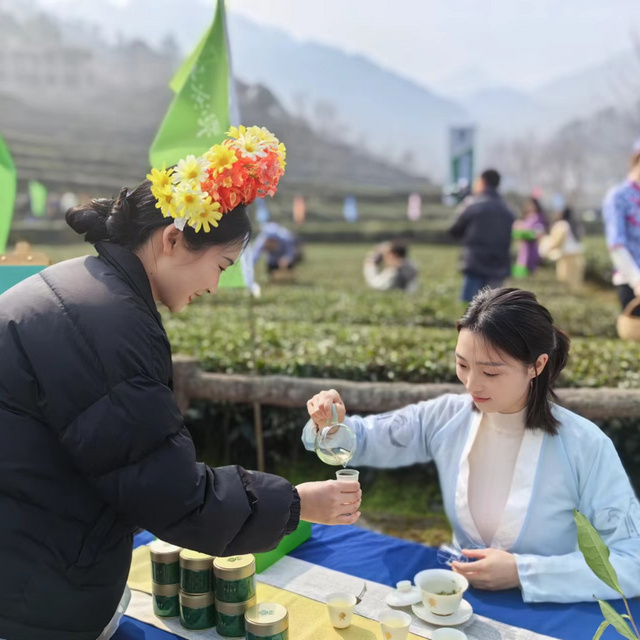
xmin=38 ymin=0 xmax=640 ymax=91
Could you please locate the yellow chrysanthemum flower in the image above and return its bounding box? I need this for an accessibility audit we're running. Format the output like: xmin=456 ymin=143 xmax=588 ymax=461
xmin=173 ymin=155 xmax=208 ymax=185
xmin=204 ymin=144 xmax=238 ymax=175
xmin=232 ymin=132 xmax=267 ymax=160
xmin=226 ymin=125 xmax=246 ymax=140
xmin=249 ymin=126 xmax=279 ymax=148
xmin=174 ymin=184 xmax=205 ymax=219
xmin=277 ymin=142 xmax=287 ymax=169
xmin=147 ymin=165 xmax=174 ymax=198
xmin=154 ymin=186 xmax=177 ymax=218
xmin=189 ymin=198 xmax=223 ymax=233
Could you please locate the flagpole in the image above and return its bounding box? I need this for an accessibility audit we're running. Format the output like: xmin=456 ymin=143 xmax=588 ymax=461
xmin=221 ymin=0 xmax=265 ymax=471
xmin=247 ymin=288 xmax=265 ymax=472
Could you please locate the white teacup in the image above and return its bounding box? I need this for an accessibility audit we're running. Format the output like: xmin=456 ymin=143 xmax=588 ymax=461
xmin=379 ymin=610 xmax=411 ymax=640
xmin=326 ymin=592 xmax=356 ymax=629
xmin=336 ymin=468 xmax=360 ymax=481
xmin=433 ymin=629 xmax=468 ymax=640
xmin=414 ymin=569 xmax=468 ymax=617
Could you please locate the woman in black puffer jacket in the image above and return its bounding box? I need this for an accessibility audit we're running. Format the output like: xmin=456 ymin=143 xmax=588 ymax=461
xmin=0 ymin=134 xmax=361 ymax=640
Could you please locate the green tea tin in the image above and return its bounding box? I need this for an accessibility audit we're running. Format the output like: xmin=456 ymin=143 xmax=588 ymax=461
xmin=214 ymin=555 xmax=256 ymax=603
xmin=179 ymin=549 xmax=214 ymax=594
xmin=152 ymin=582 xmax=180 ymax=618
xmin=214 ymin=595 xmax=257 ymax=637
xmin=244 ymin=602 xmax=289 ymax=640
xmin=179 ymin=591 xmax=216 ymax=630
xmin=149 ymin=540 xmax=181 ymax=585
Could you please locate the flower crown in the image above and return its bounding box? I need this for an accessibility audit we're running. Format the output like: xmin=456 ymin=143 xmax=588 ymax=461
xmin=146 ymin=125 xmax=286 ymax=233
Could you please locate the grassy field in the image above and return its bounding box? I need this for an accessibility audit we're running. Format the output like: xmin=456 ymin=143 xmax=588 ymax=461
xmin=31 ymin=238 xmax=637 ymax=543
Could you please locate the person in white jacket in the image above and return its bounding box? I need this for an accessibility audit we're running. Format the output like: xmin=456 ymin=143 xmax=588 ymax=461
xmin=302 ymin=287 xmax=640 ymax=603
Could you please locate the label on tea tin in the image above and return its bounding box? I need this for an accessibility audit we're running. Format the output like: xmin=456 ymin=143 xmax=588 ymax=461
xmin=152 ymin=561 xmax=180 ymax=585
xmin=213 ymin=554 xmax=255 ymax=579
xmin=180 ymin=549 xmax=214 ymax=594
xmin=215 ymin=574 xmax=256 ymax=603
xmin=244 ymin=603 xmax=288 ymax=637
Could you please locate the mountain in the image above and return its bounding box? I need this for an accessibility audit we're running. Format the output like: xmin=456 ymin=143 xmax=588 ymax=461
xmin=460 ymin=86 xmax=565 ymax=136
xmin=437 ymin=50 xmax=640 ymax=139
xmin=534 ymin=49 xmax=640 ymax=119
xmin=3 ymin=0 xmax=638 ymax=183
xmin=432 ymin=67 xmax=500 ymax=101
xmin=1 ymin=0 xmax=470 ymax=179
xmin=226 ymin=15 xmax=470 ymax=178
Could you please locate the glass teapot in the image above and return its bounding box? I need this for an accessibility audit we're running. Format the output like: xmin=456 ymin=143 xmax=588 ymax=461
xmin=313 ymin=404 xmax=357 ymax=466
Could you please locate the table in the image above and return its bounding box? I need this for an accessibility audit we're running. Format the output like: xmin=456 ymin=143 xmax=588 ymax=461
xmin=115 ymin=525 xmax=640 ymax=640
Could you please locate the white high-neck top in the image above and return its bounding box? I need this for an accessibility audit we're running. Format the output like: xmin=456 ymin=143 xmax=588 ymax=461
xmin=468 ymin=408 xmax=527 ymax=546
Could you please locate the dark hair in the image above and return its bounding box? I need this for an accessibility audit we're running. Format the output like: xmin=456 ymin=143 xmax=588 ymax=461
xmin=561 ymin=206 xmax=582 ymax=241
xmin=66 ymin=179 xmax=252 ymax=252
xmin=480 ymin=169 xmax=501 ymax=190
xmin=456 ymin=287 xmax=570 ymax=435
xmin=524 ymin=196 xmax=549 ymax=231
xmin=389 ymin=240 xmax=408 ymax=259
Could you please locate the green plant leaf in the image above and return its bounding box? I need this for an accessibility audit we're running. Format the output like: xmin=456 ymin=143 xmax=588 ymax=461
xmin=598 ymin=600 xmax=637 ymax=640
xmin=574 ymin=510 xmax=623 ymax=595
xmin=593 ymin=620 xmax=610 ymax=640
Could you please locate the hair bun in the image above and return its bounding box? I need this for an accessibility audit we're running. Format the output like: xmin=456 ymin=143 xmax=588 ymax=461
xmin=65 ymin=199 xmax=112 ymax=244
xmin=66 ymin=188 xmax=133 ymax=245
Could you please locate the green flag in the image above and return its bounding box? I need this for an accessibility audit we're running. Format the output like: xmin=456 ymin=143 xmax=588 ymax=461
xmin=149 ymin=0 xmax=232 ymax=169
xmin=150 ymin=0 xmax=251 ymax=291
xmin=28 ymin=180 xmax=48 ymax=218
xmin=169 ymin=27 xmax=209 ymax=95
xmin=0 ymin=132 xmax=17 ymax=255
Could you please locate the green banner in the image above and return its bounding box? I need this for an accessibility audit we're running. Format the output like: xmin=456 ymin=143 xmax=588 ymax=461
xmin=0 ymin=132 xmax=17 ymax=255
xmin=28 ymin=180 xmax=48 ymax=218
xmin=149 ymin=0 xmax=231 ymax=169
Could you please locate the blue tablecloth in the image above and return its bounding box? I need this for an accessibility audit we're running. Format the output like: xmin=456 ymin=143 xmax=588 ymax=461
xmin=118 ymin=525 xmax=640 ymax=640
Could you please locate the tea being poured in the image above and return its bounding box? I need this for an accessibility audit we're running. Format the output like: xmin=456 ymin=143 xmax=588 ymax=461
xmin=314 ymin=405 xmax=357 ymax=466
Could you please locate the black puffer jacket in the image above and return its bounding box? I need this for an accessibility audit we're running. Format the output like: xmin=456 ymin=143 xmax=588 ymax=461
xmin=0 ymin=242 xmax=299 ymax=640
xmin=449 ymin=189 xmax=516 ymax=279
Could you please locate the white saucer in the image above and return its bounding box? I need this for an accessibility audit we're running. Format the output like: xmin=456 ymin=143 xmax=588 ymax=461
xmin=385 ymin=586 xmax=422 ymax=607
xmin=411 ymin=599 xmax=473 ymax=627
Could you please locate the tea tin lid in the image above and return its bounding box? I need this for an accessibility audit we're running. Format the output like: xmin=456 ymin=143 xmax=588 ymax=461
xmin=215 ymin=595 xmax=257 ymax=616
xmin=244 ymin=603 xmax=289 ymax=636
xmin=152 ymin=582 xmax=180 ymax=597
xmin=149 ymin=540 xmax=181 ymax=564
xmin=179 ymin=549 xmax=215 ymax=571
xmin=213 ymin=554 xmax=255 ymax=580
xmin=179 ymin=591 xmax=215 ymax=608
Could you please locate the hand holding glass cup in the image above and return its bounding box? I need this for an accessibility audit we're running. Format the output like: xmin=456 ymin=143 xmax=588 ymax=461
xmin=436 ymin=543 xmax=473 ymax=567
xmin=314 ymin=404 xmax=357 ymax=467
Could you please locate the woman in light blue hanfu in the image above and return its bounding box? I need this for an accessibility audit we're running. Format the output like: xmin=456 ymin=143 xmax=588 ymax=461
xmin=303 ymin=288 xmax=640 ymax=603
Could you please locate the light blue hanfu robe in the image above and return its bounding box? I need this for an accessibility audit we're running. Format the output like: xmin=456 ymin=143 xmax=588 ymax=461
xmin=302 ymin=393 xmax=640 ymax=603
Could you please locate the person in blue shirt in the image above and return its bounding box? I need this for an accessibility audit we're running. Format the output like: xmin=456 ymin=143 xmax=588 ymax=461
xmin=602 ymin=138 xmax=640 ymax=313
xmin=251 ymin=222 xmax=302 ymax=277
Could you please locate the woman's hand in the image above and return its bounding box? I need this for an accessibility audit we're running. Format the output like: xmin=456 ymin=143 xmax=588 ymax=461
xmin=451 ymin=548 xmax=520 ymax=590
xmin=296 ymin=480 xmax=361 ymax=525
xmin=307 ymin=389 xmax=346 ymax=429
